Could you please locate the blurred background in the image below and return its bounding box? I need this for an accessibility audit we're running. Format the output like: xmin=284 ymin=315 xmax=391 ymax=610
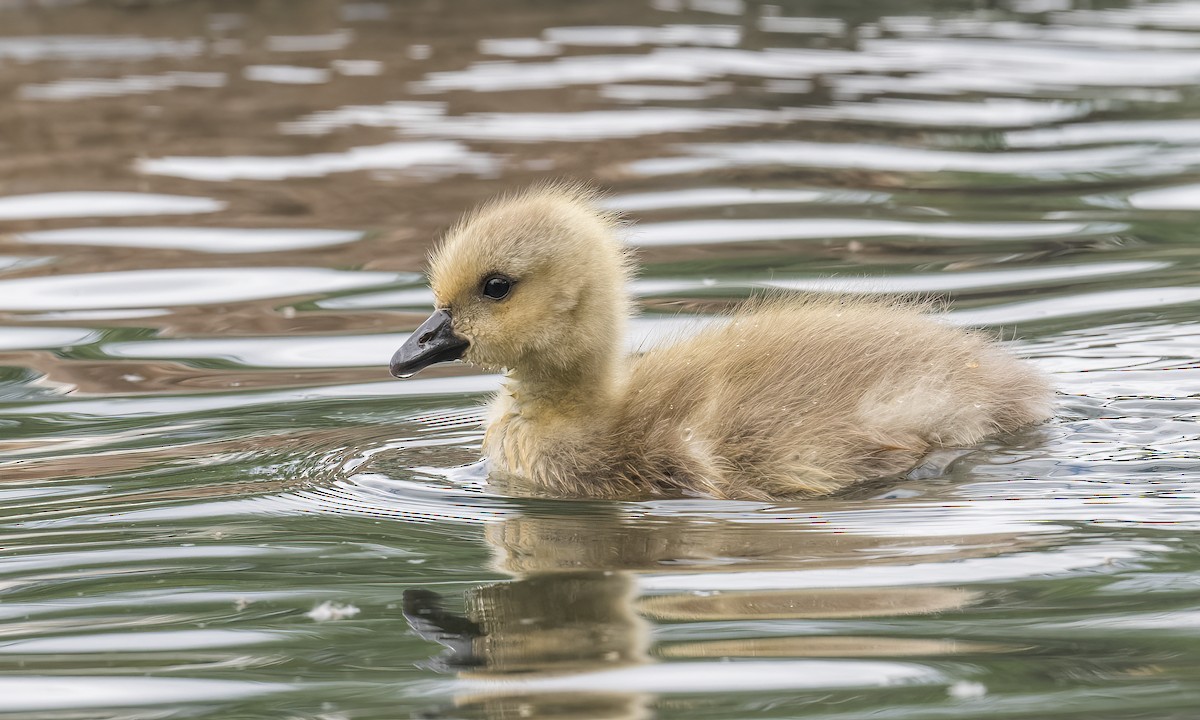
xmin=1 ymin=1 xmax=1199 ymax=718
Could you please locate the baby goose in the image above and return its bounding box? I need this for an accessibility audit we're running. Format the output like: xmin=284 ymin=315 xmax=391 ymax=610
xmin=391 ymin=184 xmax=1053 ymax=501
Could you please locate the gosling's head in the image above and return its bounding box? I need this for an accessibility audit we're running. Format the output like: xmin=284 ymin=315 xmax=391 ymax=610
xmin=390 ymin=183 xmax=633 ymax=381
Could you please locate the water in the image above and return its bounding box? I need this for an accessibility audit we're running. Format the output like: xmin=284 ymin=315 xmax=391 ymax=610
xmin=1 ymin=0 xmax=1199 ymax=717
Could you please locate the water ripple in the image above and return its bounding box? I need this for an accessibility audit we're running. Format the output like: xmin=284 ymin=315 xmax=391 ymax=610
xmin=0 ymin=267 xmax=400 ymax=311
xmin=2 ymin=2 xmax=1199 ymax=718
xmin=16 ymin=227 xmax=364 ymax=253
xmin=0 ymin=192 xmax=225 ymax=221
xmin=135 ymin=141 xmax=499 ymax=181
xmin=0 ymin=677 xmax=287 ymax=712
xmin=627 ymin=140 xmax=1172 ymax=178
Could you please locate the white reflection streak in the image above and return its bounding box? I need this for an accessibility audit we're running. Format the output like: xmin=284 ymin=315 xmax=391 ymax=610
xmin=951 ymin=287 xmax=1200 ymax=325
xmin=404 ymin=108 xmax=788 ymax=141
xmin=765 ymin=261 xmax=1168 ymax=295
xmin=1126 ymin=183 xmax=1200 ymax=210
xmin=1007 ymin=119 xmax=1200 ymax=148
xmin=316 ymin=286 xmax=434 ymax=309
xmin=103 ymin=333 xmax=410 ymax=368
xmin=286 ymin=104 xmax=784 ymax=140
xmin=0 ymin=327 xmax=98 ymax=352
xmin=478 ymin=37 xmax=561 ymax=57
xmin=627 ymin=141 xmax=1158 ymax=176
xmin=0 ymin=35 xmax=203 ymax=62
xmin=791 ymin=98 xmax=1088 ymax=128
xmin=0 ymin=192 xmax=225 ymax=221
xmin=19 ymin=72 xmax=226 ymax=101
xmin=412 ymin=46 xmax=910 ymax=92
xmin=331 ymin=59 xmax=384 ymax=76
xmin=861 ymin=37 xmax=1200 ymax=88
xmin=454 ymin=659 xmax=939 ymax=694
xmin=0 ymin=267 xmax=398 ymax=311
xmin=243 ymin=64 xmax=332 ymax=84
xmin=17 ymin=227 xmax=364 ymax=254
xmin=282 ymin=101 xmax=446 ymax=134
xmin=0 ymin=544 xmax=299 ymax=575
xmin=135 ymin=141 xmax=497 ymax=181
xmin=880 ymin=15 xmax=1200 ymax=50
xmin=630 ymin=218 xmax=1118 ymax=245
xmin=602 ymin=186 xmax=854 ymax=211
xmin=0 ymin=677 xmax=285 ymax=712
xmin=639 ymin=542 xmax=1156 ymax=591
xmin=0 ymin=629 xmax=280 ymax=654
xmin=541 ymin=24 xmax=741 ymax=47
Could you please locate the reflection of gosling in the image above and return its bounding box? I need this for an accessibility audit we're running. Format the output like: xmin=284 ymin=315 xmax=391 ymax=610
xmin=403 ymin=573 xmax=649 ymax=676
xmin=403 ymin=577 xmax=652 ymax=720
xmin=391 ymin=183 xmax=1053 ymax=500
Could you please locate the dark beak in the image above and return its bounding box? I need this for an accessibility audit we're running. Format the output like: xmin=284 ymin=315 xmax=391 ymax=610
xmin=390 ymin=308 xmax=469 ymax=378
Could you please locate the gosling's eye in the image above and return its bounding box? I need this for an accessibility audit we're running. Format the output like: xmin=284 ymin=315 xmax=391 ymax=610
xmin=482 ymin=275 xmax=512 ymax=300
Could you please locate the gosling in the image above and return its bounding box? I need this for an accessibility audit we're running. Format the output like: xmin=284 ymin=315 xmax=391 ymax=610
xmin=390 ymin=184 xmax=1053 ymax=501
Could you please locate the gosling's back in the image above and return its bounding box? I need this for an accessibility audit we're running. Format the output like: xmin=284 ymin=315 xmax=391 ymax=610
xmin=609 ymin=296 xmax=1052 ymax=500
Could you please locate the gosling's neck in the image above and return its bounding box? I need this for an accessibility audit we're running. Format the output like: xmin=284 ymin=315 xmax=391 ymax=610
xmin=484 ymin=344 xmax=626 ymax=486
xmin=505 ymin=353 xmax=624 ymax=418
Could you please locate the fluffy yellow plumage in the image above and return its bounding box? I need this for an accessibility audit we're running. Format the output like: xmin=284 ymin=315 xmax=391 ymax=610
xmin=391 ymin=183 xmax=1053 ymax=500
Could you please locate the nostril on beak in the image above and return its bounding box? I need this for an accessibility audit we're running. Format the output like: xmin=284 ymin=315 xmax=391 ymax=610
xmin=418 ymin=330 xmax=435 ymax=345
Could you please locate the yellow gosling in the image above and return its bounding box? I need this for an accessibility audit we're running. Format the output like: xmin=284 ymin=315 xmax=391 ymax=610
xmin=391 ymin=184 xmax=1053 ymax=501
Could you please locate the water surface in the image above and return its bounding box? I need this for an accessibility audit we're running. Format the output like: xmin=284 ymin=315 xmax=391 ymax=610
xmin=1 ymin=1 xmax=1199 ymax=718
